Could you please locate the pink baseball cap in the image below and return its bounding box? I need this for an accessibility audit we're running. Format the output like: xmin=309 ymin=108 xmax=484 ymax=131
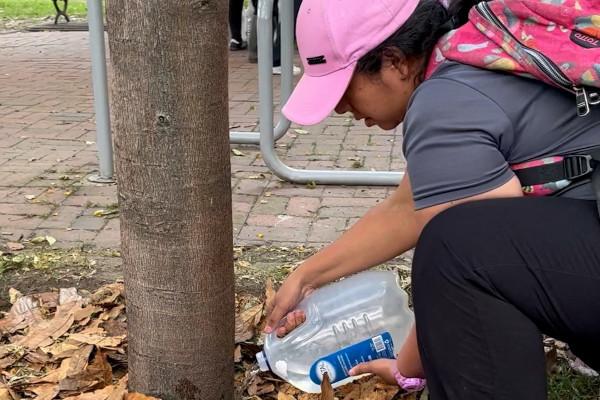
xmin=281 ymin=0 xmax=420 ymax=126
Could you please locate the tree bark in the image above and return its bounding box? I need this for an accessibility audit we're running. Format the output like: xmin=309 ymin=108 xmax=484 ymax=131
xmin=106 ymin=1 xmax=233 ymax=398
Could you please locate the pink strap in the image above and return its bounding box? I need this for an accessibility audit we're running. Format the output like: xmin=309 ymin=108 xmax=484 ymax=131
xmin=390 ymin=360 xmax=427 ymax=392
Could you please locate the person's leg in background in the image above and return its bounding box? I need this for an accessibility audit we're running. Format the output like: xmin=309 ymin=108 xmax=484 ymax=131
xmin=294 ymin=0 xmax=302 ymax=29
xmin=271 ymin=0 xmax=281 ymax=69
xmin=249 ymin=0 xmax=259 ymax=62
xmin=412 ymin=197 xmax=600 ymax=400
xmin=228 ymin=0 xmax=247 ymax=50
xmin=250 ymin=0 xmax=300 ymax=75
xmin=271 ymin=0 xmax=301 ymax=75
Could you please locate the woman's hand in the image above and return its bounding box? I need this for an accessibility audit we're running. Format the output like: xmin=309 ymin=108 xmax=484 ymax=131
xmin=264 ymin=271 xmax=315 ymax=337
xmin=348 ymin=358 xmax=397 ymax=385
xmin=349 ymin=326 xmax=425 ymax=387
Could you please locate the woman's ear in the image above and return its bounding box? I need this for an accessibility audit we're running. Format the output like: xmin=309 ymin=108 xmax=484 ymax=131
xmin=381 ymin=48 xmax=410 ymax=79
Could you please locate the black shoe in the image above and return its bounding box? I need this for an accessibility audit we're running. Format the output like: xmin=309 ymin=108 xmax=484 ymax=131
xmin=229 ymin=39 xmax=248 ymax=51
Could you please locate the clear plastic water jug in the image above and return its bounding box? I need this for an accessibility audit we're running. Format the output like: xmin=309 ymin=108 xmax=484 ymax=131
xmin=256 ymin=270 xmax=414 ymax=393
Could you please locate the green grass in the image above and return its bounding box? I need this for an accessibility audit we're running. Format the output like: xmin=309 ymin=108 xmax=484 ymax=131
xmin=0 ymin=0 xmax=88 ymax=20
xmin=548 ymin=361 xmax=600 ymax=400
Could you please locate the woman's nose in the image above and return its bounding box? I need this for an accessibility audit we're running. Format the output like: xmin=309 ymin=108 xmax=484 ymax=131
xmin=334 ymin=99 xmax=350 ymax=115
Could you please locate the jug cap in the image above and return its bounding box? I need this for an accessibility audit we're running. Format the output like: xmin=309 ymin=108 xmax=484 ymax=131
xmin=256 ymin=351 xmax=270 ymax=372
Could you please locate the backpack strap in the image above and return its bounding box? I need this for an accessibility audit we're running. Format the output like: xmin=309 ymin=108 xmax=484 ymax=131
xmin=511 ymin=146 xmax=600 ymax=216
xmin=589 ymin=149 xmax=600 ymax=217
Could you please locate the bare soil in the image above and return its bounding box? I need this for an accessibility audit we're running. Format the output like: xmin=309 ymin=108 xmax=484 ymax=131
xmin=0 ymin=241 xmax=414 ymax=310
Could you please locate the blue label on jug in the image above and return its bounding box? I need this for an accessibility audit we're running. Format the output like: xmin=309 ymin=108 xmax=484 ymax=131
xmin=309 ymin=331 xmax=395 ymax=385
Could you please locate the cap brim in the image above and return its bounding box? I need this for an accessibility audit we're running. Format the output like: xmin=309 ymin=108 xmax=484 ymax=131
xmin=282 ymin=63 xmax=355 ymax=126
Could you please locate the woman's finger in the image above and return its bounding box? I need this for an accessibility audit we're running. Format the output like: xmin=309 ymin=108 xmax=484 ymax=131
xmin=276 ymin=310 xmax=306 ymax=337
xmin=265 ymin=300 xmax=290 ymax=334
xmin=349 ymin=360 xmax=374 ymax=376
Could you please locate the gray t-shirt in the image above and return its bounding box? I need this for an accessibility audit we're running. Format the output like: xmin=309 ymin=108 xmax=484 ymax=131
xmin=403 ymin=61 xmax=600 ymax=210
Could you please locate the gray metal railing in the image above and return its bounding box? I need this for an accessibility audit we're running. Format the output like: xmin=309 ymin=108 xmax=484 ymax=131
xmin=86 ymin=0 xmax=403 ymax=185
xmin=254 ymin=0 xmax=402 ymax=185
xmin=86 ymin=0 xmax=114 ymax=183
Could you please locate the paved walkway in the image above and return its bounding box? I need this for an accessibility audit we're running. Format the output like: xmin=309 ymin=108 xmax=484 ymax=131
xmin=0 ymin=30 xmax=405 ymax=250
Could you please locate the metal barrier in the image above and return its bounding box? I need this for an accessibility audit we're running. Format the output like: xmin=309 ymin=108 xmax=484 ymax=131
xmin=86 ymin=0 xmax=114 ymax=183
xmin=86 ymin=0 xmax=403 ymax=185
xmin=255 ymin=0 xmax=403 ymax=185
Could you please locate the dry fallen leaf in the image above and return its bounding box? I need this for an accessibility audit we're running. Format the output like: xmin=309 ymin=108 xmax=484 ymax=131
xmin=278 ymin=392 xmax=297 ymax=400
xmin=248 ymin=381 xmax=275 ymax=396
xmin=336 ymin=376 xmax=400 ymax=400
xmin=320 ymin=372 xmax=334 ymax=400
xmin=231 ymin=149 xmax=245 ymax=156
xmin=90 ymin=284 xmax=124 ymax=306
xmin=27 ymin=383 xmax=59 ymax=400
xmin=234 ymin=345 xmax=242 ymax=363
xmin=235 ymin=303 xmax=264 ymax=343
xmin=277 ymin=383 xmax=301 ymax=397
xmin=62 ymin=374 xmax=128 ymax=400
xmin=248 ymin=174 xmax=266 ymax=180
xmin=92 ymin=210 xmax=119 ymax=218
xmin=16 ymin=302 xmax=79 ymax=349
xmin=61 ymin=347 xmax=113 ymax=391
xmin=60 ymin=287 xmax=83 ymax=305
xmin=265 ymin=279 xmax=276 ymax=312
xmin=1 ymin=293 xmax=48 ymax=334
xmin=0 ymin=285 xmax=129 ymax=400
xmin=66 ymin=333 xmax=125 ymax=348
xmin=545 ymin=346 xmax=558 ymax=373
xmin=8 ymin=288 xmax=22 ymax=304
xmin=6 ymin=242 xmax=24 ymax=251
xmin=25 ymin=348 xmax=52 ymax=365
xmin=31 ymin=357 xmax=71 ymax=384
xmin=29 ymin=236 xmax=56 ymax=246
xmin=100 ymin=320 xmax=127 ymax=337
xmin=41 ymin=342 xmax=81 ymax=360
xmin=125 ymin=393 xmax=162 ymax=400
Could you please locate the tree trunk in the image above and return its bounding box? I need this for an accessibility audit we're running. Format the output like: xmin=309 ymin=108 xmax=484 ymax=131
xmin=106 ymin=1 xmax=233 ymax=398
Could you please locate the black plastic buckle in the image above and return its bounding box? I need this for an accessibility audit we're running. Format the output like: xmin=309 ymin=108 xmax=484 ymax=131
xmin=563 ymin=154 xmax=593 ymax=180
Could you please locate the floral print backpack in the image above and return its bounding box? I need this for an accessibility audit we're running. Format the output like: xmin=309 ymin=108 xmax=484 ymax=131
xmin=428 ymin=0 xmax=600 ymax=117
xmin=426 ymin=0 xmax=600 ymax=211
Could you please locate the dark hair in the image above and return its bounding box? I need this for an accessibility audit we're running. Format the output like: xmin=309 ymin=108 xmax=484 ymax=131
xmin=356 ymin=0 xmax=489 ymax=81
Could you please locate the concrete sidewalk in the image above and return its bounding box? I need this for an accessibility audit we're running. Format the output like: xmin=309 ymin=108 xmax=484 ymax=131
xmin=0 ymin=30 xmax=405 ymax=251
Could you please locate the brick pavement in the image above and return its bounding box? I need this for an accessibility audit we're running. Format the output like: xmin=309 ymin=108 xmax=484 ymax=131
xmin=0 ymin=30 xmax=405 ymax=250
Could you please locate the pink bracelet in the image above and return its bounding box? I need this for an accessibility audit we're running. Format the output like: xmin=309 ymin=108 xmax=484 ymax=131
xmin=390 ymin=360 xmax=427 ymax=393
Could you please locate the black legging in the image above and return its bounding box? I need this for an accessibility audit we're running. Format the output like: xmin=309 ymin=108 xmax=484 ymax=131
xmin=412 ymin=197 xmax=600 ymax=400
xmin=228 ymin=0 xmax=244 ymax=42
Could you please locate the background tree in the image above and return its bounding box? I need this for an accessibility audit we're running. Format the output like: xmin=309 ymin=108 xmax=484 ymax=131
xmin=106 ymin=0 xmax=234 ymax=398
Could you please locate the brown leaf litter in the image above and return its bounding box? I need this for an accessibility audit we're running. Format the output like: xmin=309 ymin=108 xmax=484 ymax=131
xmin=1 ymin=279 xmax=423 ymax=400
xmin=0 ymin=283 xmax=150 ymax=400
xmin=233 ymin=280 xmax=421 ymax=400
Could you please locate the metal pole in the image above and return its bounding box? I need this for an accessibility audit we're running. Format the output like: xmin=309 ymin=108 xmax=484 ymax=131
xmin=87 ymin=0 xmax=115 ymax=183
xmin=229 ymin=118 xmax=290 ymax=143
xmin=229 ymin=0 xmax=294 ymax=145
xmin=256 ymin=0 xmax=403 ymax=185
xmin=279 ymin=0 xmax=294 ymax=105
